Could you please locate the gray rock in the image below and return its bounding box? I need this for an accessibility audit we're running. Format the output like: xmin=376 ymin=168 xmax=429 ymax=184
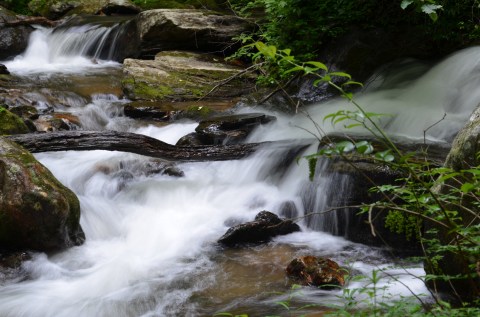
xmin=135 ymin=9 xmax=254 ymax=57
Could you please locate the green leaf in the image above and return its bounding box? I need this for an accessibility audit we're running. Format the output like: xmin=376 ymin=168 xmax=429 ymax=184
xmin=401 ymin=0 xmax=414 ymax=10
xmin=375 ymin=150 xmax=395 ymax=162
xmin=329 ymin=71 xmax=352 ymax=79
xmin=355 ymin=141 xmax=374 ymax=154
xmin=336 ymin=141 xmax=355 ymax=153
xmin=284 ymin=66 xmax=305 ymax=75
xmin=461 ymin=182 xmax=475 ymax=193
xmin=305 ymin=61 xmax=328 ymax=71
xmin=342 ymin=80 xmax=364 ymax=87
xmin=254 ymin=42 xmax=277 ymax=59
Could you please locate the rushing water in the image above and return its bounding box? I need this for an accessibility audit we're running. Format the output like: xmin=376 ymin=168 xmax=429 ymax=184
xmin=1 ymin=23 xmax=480 ymax=316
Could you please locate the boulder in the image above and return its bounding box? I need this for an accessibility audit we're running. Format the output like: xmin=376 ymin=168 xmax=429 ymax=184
xmin=0 ymin=7 xmax=34 ymax=60
xmin=135 ymin=9 xmax=254 ymax=57
xmin=0 ymin=106 xmax=29 ymax=135
xmin=0 ymin=138 xmax=85 ymax=251
xmin=28 ymin=0 xmax=140 ymax=19
xmin=122 ymin=51 xmax=256 ymax=101
xmin=218 ymin=211 xmax=301 ymax=247
xmin=286 ymin=256 xmax=345 ymax=288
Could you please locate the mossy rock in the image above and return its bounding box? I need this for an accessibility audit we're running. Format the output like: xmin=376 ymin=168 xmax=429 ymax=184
xmin=0 ymin=106 xmax=29 ymax=135
xmin=122 ymin=51 xmax=256 ymax=102
xmin=0 ymin=138 xmax=85 ymax=251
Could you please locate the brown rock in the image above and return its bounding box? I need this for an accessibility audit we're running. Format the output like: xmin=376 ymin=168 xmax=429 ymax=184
xmin=286 ymin=256 xmax=345 ymax=288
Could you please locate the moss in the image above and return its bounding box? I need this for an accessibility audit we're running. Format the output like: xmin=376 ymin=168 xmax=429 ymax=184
xmin=185 ymin=105 xmax=213 ymax=118
xmin=122 ymin=78 xmax=175 ymax=100
xmin=0 ymin=106 xmax=29 ymax=135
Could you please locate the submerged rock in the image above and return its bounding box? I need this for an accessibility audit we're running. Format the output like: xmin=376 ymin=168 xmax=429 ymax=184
xmin=286 ymin=256 xmax=345 ymax=288
xmin=0 ymin=138 xmax=85 ymax=251
xmin=122 ymin=51 xmax=256 ymax=101
xmin=218 ymin=211 xmax=300 ymax=247
xmin=135 ymin=9 xmax=253 ymax=57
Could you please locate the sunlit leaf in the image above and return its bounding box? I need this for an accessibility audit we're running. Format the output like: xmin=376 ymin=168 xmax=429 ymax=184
xmin=329 ymin=71 xmax=352 ymax=79
xmin=305 ymin=61 xmax=328 ymax=71
xmin=401 ymin=0 xmax=414 ymax=9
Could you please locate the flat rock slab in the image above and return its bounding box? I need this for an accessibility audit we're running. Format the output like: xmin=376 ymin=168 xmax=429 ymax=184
xmin=122 ymin=51 xmax=256 ymax=101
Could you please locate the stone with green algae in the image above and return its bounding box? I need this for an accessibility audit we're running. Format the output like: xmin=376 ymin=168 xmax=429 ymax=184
xmin=0 ymin=138 xmax=85 ymax=251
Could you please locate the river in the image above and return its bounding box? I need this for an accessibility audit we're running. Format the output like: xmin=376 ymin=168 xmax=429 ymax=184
xmin=1 ymin=21 xmax=479 ymax=316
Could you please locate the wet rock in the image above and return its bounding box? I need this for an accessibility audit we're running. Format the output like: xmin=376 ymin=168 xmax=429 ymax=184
xmin=0 ymin=106 xmax=29 ymax=135
xmin=124 ymin=101 xmax=177 ymax=120
xmin=135 ymin=9 xmax=254 ymax=57
xmin=122 ymin=51 xmax=256 ymax=101
xmin=33 ymin=114 xmax=79 ymax=132
xmin=194 ymin=113 xmax=276 ymax=145
xmin=0 ymin=251 xmax=31 ymax=285
xmin=218 ymin=211 xmax=301 ymax=247
xmin=9 ymin=105 xmax=39 ymax=121
xmin=176 ymin=132 xmax=204 ymax=147
xmin=0 ymin=64 xmax=9 ymax=75
xmin=0 ymin=252 xmax=31 ymax=269
xmin=0 ymin=138 xmax=85 ymax=251
xmin=286 ymin=256 xmax=345 ymax=288
xmin=0 ymin=7 xmax=33 ymax=60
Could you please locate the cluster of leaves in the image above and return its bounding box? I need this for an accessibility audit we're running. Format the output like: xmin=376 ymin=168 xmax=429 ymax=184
xmin=229 ymin=0 xmax=480 ymax=62
xmin=0 ymin=0 xmax=31 ymax=14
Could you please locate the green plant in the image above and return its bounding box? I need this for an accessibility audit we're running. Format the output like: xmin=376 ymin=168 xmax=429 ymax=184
xmin=248 ymin=40 xmax=480 ymax=312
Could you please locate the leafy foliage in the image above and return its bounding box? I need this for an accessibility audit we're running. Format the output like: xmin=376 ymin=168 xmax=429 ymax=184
xmin=249 ymin=41 xmax=480 ymax=313
xmin=229 ymin=0 xmax=480 ymax=60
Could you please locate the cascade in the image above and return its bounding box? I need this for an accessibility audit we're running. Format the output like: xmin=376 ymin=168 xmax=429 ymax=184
xmin=1 ymin=20 xmax=479 ymax=316
xmin=4 ymin=16 xmax=135 ymax=74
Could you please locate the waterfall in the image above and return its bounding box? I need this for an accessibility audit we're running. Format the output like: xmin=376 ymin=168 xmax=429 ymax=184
xmin=3 ymin=23 xmax=480 ymax=316
xmin=4 ymin=16 xmax=136 ymax=74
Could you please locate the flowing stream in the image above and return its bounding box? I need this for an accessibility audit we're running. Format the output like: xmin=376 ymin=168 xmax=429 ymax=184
xmin=1 ymin=22 xmax=479 ymax=316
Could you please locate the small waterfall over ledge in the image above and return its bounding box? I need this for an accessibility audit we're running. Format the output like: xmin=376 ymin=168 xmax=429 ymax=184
xmin=4 ymin=16 xmax=137 ymax=74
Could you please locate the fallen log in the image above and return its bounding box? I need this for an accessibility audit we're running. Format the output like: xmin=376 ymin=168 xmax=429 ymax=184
xmin=6 ymin=130 xmax=292 ymax=162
